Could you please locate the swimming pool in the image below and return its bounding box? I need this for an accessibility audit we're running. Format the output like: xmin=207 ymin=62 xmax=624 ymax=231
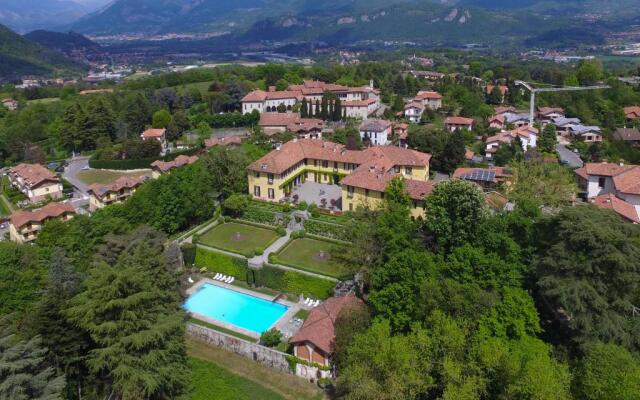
xmin=184 ymin=283 xmax=289 ymax=334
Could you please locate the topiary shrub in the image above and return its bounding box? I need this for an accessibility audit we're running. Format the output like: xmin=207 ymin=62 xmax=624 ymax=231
xmin=244 ymin=250 xmax=256 ymax=258
xmin=298 ymin=201 xmax=308 ymax=211
xmin=254 ymin=248 xmax=264 ymax=256
xmin=282 ymin=203 xmax=292 ymax=213
xmin=276 ymin=226 xmax=286 ymax=236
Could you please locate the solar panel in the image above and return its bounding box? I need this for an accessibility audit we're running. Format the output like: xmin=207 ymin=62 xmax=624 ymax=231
xmin=462 ymin=170 xmax=495 ymax=182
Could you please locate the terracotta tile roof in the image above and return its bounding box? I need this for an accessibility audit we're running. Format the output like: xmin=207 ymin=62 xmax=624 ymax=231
xmin=624 ymin=106 xmax=640 ymax=119
xmin=343 ymin=99 xmax=376 ymax=107
xmin=415 ymin=90 xmax=442 ymax=100
xmin=583 ymin=162 xmax=636 ymax=177
xmin=591 ymin=194 xmax=640 ymax=223
xmin=241 ymin=90 xmax=267 ymax=102
xmin=445 ymin=116 xmax=474 ymax=126
xmin=10 ymin=202 xmax=75 ymax=229
xmin=495 ymin=106 xmax=516 ymax=115
xmin=490 ymin=115 xmax=505 ymax=124
xmin=288 ymin=119 xmax=324 ymax=134
xmin=259 ymin=112 xmax=301 ymax=127
xmin=614 ymin=128 xmax=640 ymax=142
xmin=538 ymin=107 xmax=564 ymax=116
xmin=290 ymin=295 xmax=364 ymax=355
xmin=151 ymin=155 xmax=198 ymax=173
xmin=575 ymin=167 xmax=589 ymax=180
xmin=9 ymin=163 xmax=59 ymax=187
xmin=486 ymin=126 xmax=538 ymax=144
xmin=485 ymin=191 xmax=509 ymax=211
xmin=88 ymin=176 xmax=143 ymax=199
xmin=405 ymin=101 xmax=424 ymax=110
xmin=394 ymin=123 xmax=409 ymax=131
xmin=360 ymin=119 xmax=392 ymax=132
xmin=248 ymin=139 xmax=431 ymax=175
xmin=465 ymin=149 xmax=475 ymax=160
xmin=404 ymin=179 xmax=435 ymax=201
xmin=612 ymin=167 xmax=640 ymax=195
xmin=141 ymin=128 xmax=166 ymax=138
xmin=204 ymin=135 xmax=244 ymax=149
xmin=266 ymin=91 xmax=304 ymax=101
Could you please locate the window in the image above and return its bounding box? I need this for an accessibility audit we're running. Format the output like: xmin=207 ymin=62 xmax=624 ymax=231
xmin=394 ymin=166 xmax=401 ymax=173
xmin=268 ymin=188 xmax=275 ymax=199
xmin=323 ymin=174 xmax=328 ymax=181
xmin=255 ymin=171 xmax=260 ymax=178
xmin=254 ymin=186 xmax=261 ymax=197
xmin=347 ymin=186 xmax=354 ymax=198
xmin=314 ymin=160 xmax=318 ymax=167
xmin=405 ymin=167 xmax=412 ymax=175
xmin=322 ymin=160 xmax=329 ymax=168
xmin=365 ymin=189 xmax=370 ymax=196
xmin=598 ymin=177 xmax=606 ymax=189
xmin=268 ymin=173 xmax=274 ymax=184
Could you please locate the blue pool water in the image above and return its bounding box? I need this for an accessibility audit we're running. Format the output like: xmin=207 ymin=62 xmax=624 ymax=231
xmin=184 ymin=284 xmax=289 ymax=334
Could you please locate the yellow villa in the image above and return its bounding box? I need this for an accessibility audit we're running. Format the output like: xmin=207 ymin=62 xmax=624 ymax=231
xmin=247 ymin=139 xmax=433 ymax=218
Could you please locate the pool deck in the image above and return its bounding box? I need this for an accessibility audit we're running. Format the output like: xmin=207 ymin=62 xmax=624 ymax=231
xmin=186 ymin=278 xmax=301 ymax=340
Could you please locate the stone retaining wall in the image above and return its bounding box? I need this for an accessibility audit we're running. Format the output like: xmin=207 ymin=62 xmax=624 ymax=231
xmin=186 ymin=323 xmax=292 ymax=374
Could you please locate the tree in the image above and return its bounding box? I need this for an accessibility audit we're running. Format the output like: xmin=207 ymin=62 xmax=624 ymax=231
xmin=301 ymin=98 xmax=308 ymax=118
xmin=538 ymin=123 xmax=557 ymax=153
xmin=152 ymin=109 xmax=172 ymax=129
xmin=332 ymin=301 xmax=371 ymax=371
xmin=202 ymin=146 xmax=252 ymax=196
xmin=205 ymin=92 xmax=231 ymax=114
xmin=0 ymin=334 xmax=66 ymax=400
xmin=333 ymin=98 xmax=343 ymax=121
xmin=392 ymin=95 xmax=405 ymax=113
xmin=438 ymin=131 xmax=466 ymax=174
xmin=510 ymin=159 xmax=577 ymax=207
xmin=488 ymin=85 xmax=504 ymax=105
xmin=66 ymin=243 xmax=189 ymax=399
xmin=222 ymin=194 xmax=249 ymax=218
xmin=314 ymin=100 xmax=320 ymax=118
xmin=492 ymin=140 xmax=523 ymax=166
xmin=576 ymin=342 xmax=640 ymax=400
xmin=260 ymin=329 xmax=282 ymax=347
xmin=534 ymin=207 xmax=640 ymax=351
xmin=577 ymin=59 xmax=604 ymax=86
xmin=276 ymin=103 xmax=287 ymax=113
xmin=320 ymin=96 xmax=329 ymax=120
xmin=424 ymin=179 xmax=487 ymax=252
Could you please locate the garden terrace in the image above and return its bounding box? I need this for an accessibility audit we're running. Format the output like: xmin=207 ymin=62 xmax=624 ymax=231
xmin=198 ymin=221 xmax=280 ymax=256
xmin=273 ymin=238 xmax=350 ymax=279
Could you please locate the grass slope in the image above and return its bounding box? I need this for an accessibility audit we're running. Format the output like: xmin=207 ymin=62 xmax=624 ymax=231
xmin=189 ymin=357 xmax=284 ymax=400
xmin=76 ymin=169 xmax=151 ymax=185
xmin=276 ymin=238 xmax=349 ymax=278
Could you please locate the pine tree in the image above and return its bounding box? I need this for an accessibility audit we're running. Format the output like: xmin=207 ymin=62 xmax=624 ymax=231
xmin=539 ymin=124 xmax=557 ymax=154
xmin=66 ymin=243 xmax=189 ymax=399
xmin=438 ymin=131 xmax=466 ymax=174
xmin=321 ymin=96 xmax=329 ymax=120
xmin=59 ymin=103 xmax=83 ymax=153
xmin=0 ymin=334 xmax=66 ymax=399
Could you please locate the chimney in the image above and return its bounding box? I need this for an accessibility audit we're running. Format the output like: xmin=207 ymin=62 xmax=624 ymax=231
xmin=268 ymin=86 xmax=276 ymax=92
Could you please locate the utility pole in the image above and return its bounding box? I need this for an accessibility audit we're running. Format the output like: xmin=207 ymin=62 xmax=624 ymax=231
xmin=514 ymin=80 xmax=610 ymax=126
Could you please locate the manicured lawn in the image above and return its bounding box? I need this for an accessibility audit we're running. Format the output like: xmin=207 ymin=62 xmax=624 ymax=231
xmin=76 ymin=169 xmax=151 ymax=185
xmin=187 ymin=339 xmax=324 ymax=400
xmin=276 ymin=238 xmax=350 ymax=278
xmin=199 ymin=222 xmax=279 ymax=255
xmin=189 ymin=357 xmax=284 ymax=400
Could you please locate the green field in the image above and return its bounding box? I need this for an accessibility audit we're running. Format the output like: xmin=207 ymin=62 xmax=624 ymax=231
xmin=199 ymin=222 xmax=279 ymax=255
xmin=76 ymin=169 xmax=151 ymax=185
xmin=0 ymin=195 xmax=11 ymax=217
xmin=275 ymin=238 xmax=350 ymax=278
xmin=189 ymin=357 xmax=283 ymax=400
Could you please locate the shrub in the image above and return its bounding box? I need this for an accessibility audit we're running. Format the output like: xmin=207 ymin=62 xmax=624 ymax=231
xmin=194 ymin=247 xmax=248 ymax=278
xmin=282 ymin=203 xmax=292 ymax=213
xmin=308 ymin=204 xmax=320 ymax=218
xmin=260 ymin=329 xmax=282 ymax=347
xmin=256 ymin=265 xmax=334 ymax=299
xmin=244 ymin=250 xmax=256 ymax=258
xmin=192 ymin=234 xmax=201 ymax=244
xmin=298 ymin=201 xmax=308 ymax=211
xmin=254 ymin=248 xmax=264 ymax=256
xmin=268 ymin=253 xmax=278 ymax=264
xmin=222 ymin=194 xmax=249 ymax=218
xmin=276 ymin=226 xmax=286 ymax=236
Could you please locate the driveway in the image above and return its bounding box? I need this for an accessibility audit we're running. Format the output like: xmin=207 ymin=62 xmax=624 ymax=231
xmin=556 ymin=144 xmax=583 ymax=169
xmin=63 ymin=156 xmax=90 ymax=194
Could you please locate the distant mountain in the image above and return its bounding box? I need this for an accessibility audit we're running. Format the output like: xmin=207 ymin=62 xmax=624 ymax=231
xmin=0 ymin=24 xmax=84 ymax=81
xmin=67 ymin=0 xmax=640 ymax=47
xmin=0 ymin=0 xmax=93 ymax=33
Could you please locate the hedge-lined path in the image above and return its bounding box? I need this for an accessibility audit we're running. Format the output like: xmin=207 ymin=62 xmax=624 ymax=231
xmin=249 ymin=229 xmax=292 ymax=268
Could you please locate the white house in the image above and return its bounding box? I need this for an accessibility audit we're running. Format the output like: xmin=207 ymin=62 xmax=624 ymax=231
xmin=360 ymin=120 xmax=392 ymax=146
xmin=485 ymin=126 xmax=538 ymax=159
xmin=404 ymin=101 xmax=424 ymax=123
xmin=413 ymin=91 xmax=442 ymax=110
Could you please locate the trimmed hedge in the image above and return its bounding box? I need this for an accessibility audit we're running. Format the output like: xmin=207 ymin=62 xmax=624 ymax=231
xmin=241 ymin=206 xmax=291 ymax=228
xmin=194 ymin=247 xmax=248 ymax=278
xmin=257 ymin=264 xmax=334 ymax=299
xmin=303 ymin=219 xmax=348 ymax=241
xmin=89 ymin=147 xmax=201 ymax=170
xmin=194 ymin=247 xmax=335 ymax=299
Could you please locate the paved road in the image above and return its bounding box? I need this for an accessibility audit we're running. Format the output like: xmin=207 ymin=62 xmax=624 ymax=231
xmin=556 ymin=144 xmax=584 ymax=169
xmin=63 ymin=156 xmax=91 ymax=194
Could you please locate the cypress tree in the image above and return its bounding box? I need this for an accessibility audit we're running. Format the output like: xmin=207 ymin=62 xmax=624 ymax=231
xmin=315 ymin=99 xmax=321 ymax=118
xmin=334 ymin=98 xmax=343 ymax=121
xmin=321 ymin=96 xmax=329 ymax=120
xmin=301 ymin=98 xmax=308 ymax=118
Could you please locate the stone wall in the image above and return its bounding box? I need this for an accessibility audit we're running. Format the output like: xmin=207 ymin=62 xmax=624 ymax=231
xmin=186 ymin=323 xmax=292 ymax=374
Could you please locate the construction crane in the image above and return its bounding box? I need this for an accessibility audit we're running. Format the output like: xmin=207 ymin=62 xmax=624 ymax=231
xmin=514 ymin=80 xmax=610 ymax=126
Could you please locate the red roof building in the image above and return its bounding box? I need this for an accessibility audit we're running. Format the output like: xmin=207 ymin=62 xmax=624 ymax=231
xmin=9 ymin=202 xmax=75 ymax=243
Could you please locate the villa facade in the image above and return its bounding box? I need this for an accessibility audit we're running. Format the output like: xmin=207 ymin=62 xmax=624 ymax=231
xmin=247 ymin=139 xmax=432 ymax=218
xmin=9 ymin=202 xmax=75 ymax=243
xmin=88 ymin=176 xmax=143 ymax=211
xmin=7 ymin=163 xmax=63 ymax=203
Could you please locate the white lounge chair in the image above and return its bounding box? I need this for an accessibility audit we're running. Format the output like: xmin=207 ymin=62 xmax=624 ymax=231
xmin=220 ymin=275 xmax=227 ymax=282
xmin=224 ymin=276 xmax=232 ymax=283
xmin=228 ymin=277 xmax=235 ymax=284
xmin=313 ymin=300 xmax=320 ymax=307
xmin=188 ymin=277 xmax=194 ymax=284
xmin=303 ymin=298 xmax=311 ymax=306
xmin=214 ymin=273 xmax=221 ymax=280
